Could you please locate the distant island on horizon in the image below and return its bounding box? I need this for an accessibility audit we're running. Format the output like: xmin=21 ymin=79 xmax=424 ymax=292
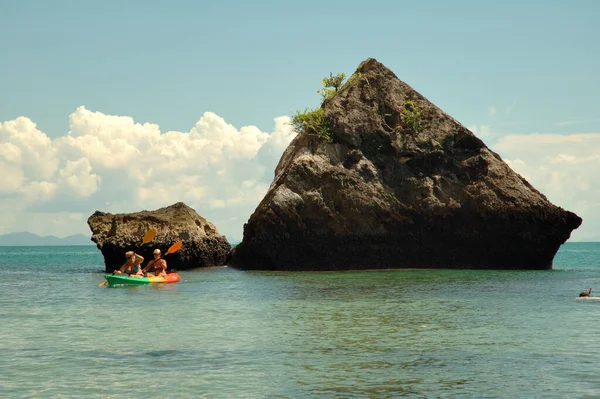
xmin=0 ymin=232 xmax=94 ymax=246
xmin=0 ymin=231 xmax=243 ymax=247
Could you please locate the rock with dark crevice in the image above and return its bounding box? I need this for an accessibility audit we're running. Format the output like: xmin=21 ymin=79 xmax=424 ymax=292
xmin=229 ymin=58 xmax=582 ymax=271
xmin=88 ymin=202 xmax=230 ymax=272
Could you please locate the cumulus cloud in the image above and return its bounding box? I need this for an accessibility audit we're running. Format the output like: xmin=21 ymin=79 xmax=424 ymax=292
xmin=0 ymin=117 xmax=59 ymax=180
xmin=0 ymin=107 xmax=297 ymax=240
xmin=58 ymin=158 xmax=99 ymax=197
xmin=492 ymin=133 xmax=600 ymax=241
xmin=2 ymin=107 xmax=598 ymax=242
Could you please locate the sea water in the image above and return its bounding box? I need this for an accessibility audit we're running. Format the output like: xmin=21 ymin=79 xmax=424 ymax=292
xmin=1 ymin=243 xmax=600 ymax=398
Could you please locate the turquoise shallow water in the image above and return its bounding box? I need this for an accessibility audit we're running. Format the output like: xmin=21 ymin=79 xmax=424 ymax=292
xmin=1 ymin=243 xmax=600 ymax=398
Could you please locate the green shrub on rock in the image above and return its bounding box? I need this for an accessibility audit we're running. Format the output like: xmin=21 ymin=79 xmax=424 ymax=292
xmin=290 ymin=108 xmax=331 ymax=140
xmin=402 ymin=100 xmax=422 ymax=133
xmin=289 ymin=72 xmax=346 ymax=141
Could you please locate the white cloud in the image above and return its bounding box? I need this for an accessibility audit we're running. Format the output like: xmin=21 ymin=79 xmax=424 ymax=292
xmin=467 ymin=124 xmax=492 ymax=139
xmin=58 ymin=158 xmax=100 ymax=197
xmin=493 ymin=133 xmax=600 ymax=241
xmin=2 ymin=108 xmax=598 ymax=243
xmin=554 ymin=119 xmax=600 ymax=127
xmin=0 ymin=117 xmax=59 ymax=181
xmin=0 ymin=107 xmax=297 ymax=241
xmin=21 ymin=181 xmax=57 ymax=202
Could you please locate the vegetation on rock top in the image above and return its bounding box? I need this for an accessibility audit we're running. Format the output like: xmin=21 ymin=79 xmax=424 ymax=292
xmin=290 ymin=72 xmax=346 ymax=141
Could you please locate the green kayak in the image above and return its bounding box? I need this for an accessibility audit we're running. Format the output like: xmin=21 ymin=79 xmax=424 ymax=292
xmin=103 ymin=272 xmax=181 ymax=286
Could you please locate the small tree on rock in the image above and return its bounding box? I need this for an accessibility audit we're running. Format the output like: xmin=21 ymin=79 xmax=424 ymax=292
xmin=290 ymin=72 xmax=346 ymax=141
xmin=318 ymin=72 xmax=347 ymax=103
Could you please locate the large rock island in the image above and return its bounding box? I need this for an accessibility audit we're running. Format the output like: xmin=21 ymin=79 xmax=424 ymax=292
xmin=229 ymin=58 xmax=582 ymax=271
xmin=88 ymin=202 xmax=230 ymax=272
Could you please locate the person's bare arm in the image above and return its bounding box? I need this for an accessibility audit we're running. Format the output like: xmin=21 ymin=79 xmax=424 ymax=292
xmin=114 ymin=263 xmax=127 ymax=274
xmin=142 ymin=259 xmax=156 ymax=273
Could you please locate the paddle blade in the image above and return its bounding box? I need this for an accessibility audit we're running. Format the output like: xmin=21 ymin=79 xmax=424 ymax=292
xmin=166 ymin=241 xmax=183 ymax=255
xmin=142 ymin=228 xmax=157 ymax=245
xmin=99 ymin=280 xmax=108 ymax=287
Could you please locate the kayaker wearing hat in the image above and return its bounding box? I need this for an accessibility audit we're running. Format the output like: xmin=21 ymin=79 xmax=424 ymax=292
xmin=143 ymin=248 xmax=167 ymax=277
xmin=114 ymin=251 xmax=144 ymax=276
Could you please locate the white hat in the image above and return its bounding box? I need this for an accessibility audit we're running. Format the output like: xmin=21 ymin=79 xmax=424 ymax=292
xmin=153 ymin=249 xmax=161 ymax=255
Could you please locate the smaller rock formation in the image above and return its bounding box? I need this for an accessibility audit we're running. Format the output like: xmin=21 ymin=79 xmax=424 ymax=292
xmin=88 ymin=202 xmax=230 ymax=272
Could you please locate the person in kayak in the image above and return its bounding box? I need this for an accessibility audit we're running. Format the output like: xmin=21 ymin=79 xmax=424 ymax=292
xmin=579 ymin=288 xmax=592 ymax=297
xmin=114 ymin=251 xmax=144 ymax=276
xmin=143 ymin=248 xmax=167 ymax=277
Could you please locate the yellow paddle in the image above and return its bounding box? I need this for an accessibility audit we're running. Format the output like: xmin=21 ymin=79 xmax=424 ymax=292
xmin=99 ymin=228 xmax=157 ymax=286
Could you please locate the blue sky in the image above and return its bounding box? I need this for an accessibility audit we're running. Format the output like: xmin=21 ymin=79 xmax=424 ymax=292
xmin=1 ymin=0 xmax=599 ymax=242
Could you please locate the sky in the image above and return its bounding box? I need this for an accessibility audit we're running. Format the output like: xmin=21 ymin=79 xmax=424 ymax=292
xmin=1 ymin=0 xmax=599 ymax=242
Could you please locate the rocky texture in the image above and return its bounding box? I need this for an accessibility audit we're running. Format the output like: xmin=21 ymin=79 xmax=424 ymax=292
xmin=229 ymin=58 xmax=582 ymax=271
xmin=88 ymin=202 xmax=230 ymax=272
